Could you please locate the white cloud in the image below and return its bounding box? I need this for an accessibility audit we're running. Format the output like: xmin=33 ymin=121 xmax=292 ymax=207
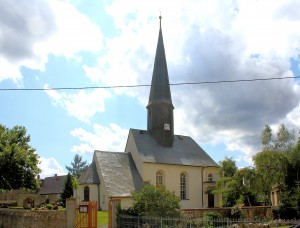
xmin=0 ymin=0 xmax=103 ymax=82
xmin=98 ymin=0 xmax=300 ymax=165
xmin=38 ymin=157 xmax=65 ymax=179
xmin=45 ymin=84 xmax=112 ymax=122
xmin=71 ymin=123 xmax=128 ymax=154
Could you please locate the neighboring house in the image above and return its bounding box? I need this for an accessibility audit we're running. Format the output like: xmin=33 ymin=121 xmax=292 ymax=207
xmin=37 ymin=174 xmax=67 ymax=204
xmin=74 ymin=18 xmax=220 ymax=211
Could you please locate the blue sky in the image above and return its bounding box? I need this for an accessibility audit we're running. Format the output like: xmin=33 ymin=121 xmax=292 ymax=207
xmin=1 ymin=0 xmax=300 ymax=178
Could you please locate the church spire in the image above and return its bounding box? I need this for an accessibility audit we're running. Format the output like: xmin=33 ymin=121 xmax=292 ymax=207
xmin=147 ymin=16 xmax=174 ymax=147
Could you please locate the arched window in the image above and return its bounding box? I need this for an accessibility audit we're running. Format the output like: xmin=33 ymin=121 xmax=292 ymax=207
xmin=84 ymin=186 xmax=90 ymax=201
xmin=156 ymin=171 xmax=164 ymax=186
xmin=208 ymin=173 xmax=213 ymax=182
xmin=180 ymin=173 xmax=187 ymax=200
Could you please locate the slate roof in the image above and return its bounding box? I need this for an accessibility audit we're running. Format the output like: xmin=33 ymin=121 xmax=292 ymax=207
xmin=37 ymin=175 xmax=67 ymax=195
xmin=129 ymin=129 xmax=219 ymax=167
xmin=78 ymin=160 xmax=100 ymax=184
xmin=148 ymin=18 xmax=173 ymax=107
xmin=94 ymin=151 xmax=143 ymax=197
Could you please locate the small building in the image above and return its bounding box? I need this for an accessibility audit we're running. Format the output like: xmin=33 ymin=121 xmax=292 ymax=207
xmin=37 ymin=174 xmax=67 ymax=204
xmin=74 ymin=17 xmax=220 ymax=211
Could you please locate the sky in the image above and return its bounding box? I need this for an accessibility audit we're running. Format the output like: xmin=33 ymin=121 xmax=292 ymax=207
xmin=1 ymin=0 xmax=300 ymax=178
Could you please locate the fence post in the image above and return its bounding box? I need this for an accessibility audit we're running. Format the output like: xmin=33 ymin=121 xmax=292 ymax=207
xmin=66 ymin=197 xmax=76 ymax=228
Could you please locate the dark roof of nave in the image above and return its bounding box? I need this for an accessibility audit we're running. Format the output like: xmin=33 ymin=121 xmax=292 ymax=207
xmin=129 ymin=129 xmax=219 ymax=167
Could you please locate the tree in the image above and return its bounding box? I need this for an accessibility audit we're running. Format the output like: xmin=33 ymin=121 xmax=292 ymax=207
xmin=255 ymin=124 xmax=296 ymax=205
xmin=214 ymin=157 xmax=240 ymax=207
xmin=131 ymin=184 xmax=180 ymax=217
xmin=233 ymin=167 xmax=258 ymax=206
xmin=66 ymin=154 xmax=89 ymax=178
xmin=0 ymin=124 xmax=40 ymax=190
xmin=60 ymin=173 xmax=73 ymax=207
xmin=261 ymin=124 xmax=295 ymax=152
xmin=219 ymin=157 xmax=238 ymax=178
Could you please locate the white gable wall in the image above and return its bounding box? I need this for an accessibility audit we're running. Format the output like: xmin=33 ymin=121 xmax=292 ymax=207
xmin=125 ymin=131 xmax=144 ymax=177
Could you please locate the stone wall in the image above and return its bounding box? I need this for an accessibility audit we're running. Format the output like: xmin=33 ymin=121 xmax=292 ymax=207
xmin=0 ymin=209 xmax=67 ymax=228
xmin=181 ymin=206 xmax=272 ymax=220
xmin=0 ymin=198 xmax=76 ymax=228
xmin=0 ymin=190 xmax=43 ymax=207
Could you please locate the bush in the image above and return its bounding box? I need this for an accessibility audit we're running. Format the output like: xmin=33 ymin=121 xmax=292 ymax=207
xmin=46 ymin=204 xmax=53 ymax=210
xmin=202 ymin=211 xmax=222 ymax=227
xmin=131 ymin=184 xmax=180 ymax=217
xmin=53 ymin=204 xmax=58 ymax=210
xmin=230 ymin=205 xmax=242 ymax=219
xmin=23 ymin=203 xmax=32 ymax=210
xmin=272 ymin=204 xmax=299 ymax=219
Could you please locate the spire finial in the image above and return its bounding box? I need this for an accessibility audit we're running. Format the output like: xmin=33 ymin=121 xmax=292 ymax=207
xmin=159 ymin=12 xmax=162 ymax=28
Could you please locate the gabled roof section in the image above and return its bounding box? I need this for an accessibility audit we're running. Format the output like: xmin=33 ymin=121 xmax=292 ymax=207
xmin=148 ymin=17 xmax=173 ymax=107
xmin=129 ymin=129 xmax=218 ymax=167
xmin=95 ymin=151 xmax=143 ymax=197
xmin=78 ymin=160 xmax=100 ymax=185
xmin=37 ymin=175 xmax=67 ymax=195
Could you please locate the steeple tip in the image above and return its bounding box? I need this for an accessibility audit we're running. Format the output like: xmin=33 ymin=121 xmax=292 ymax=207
xmin=159 ymin=12 xmax=162 ymax=28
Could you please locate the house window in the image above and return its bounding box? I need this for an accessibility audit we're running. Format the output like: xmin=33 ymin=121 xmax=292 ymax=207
xmin=156 ymin=171 xmax=164 ymax=187
xmin=180 ymin=173 xmax=187 ymax=200
xmin=208 ymin=174 xmax=213 ymax=182
xmin=84 ymin=186 xmax=89 ymax=201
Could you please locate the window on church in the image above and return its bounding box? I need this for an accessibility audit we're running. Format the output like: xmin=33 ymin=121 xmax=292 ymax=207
xmin=208 ymin=173 xmax=213 ymax=182
xmin=156 ymin=171 xmax=164 ymax=186
xmin=84 ymin=186 xmax=90 ymax=201
xmin=180 ymin=173 xmax=187 ymax=200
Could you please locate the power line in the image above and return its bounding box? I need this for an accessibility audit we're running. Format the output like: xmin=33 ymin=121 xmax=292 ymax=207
xmin=0 ymin=76 xmax=299 ymax=91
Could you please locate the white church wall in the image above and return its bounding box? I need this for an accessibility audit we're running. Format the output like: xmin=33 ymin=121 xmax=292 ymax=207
xmin=73 ymin=184 xmax=99 ymax=203
xmin=99 ymin=184 xmax=109 ymax=211
xmin=142 ymin=163 xmax=204 ymax=209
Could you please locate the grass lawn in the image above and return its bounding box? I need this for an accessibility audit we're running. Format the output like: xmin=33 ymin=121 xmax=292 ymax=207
xmin=98 ymin=211 xmax=108 ymax=226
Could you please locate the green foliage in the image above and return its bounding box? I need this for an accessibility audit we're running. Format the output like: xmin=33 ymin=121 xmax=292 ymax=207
xmin=0 ymin=124 xmax=40 ymax=190
xmin=46 ymin=204 xmax=53 ymax=210
xmin=219 ymin=157 xmax=237 ymax=178
xmin=131 ymin=184 xmax=180 ymax=217
xmin=230 ymin=205 xmax=242 ymax=219
xmin=254 ymin=124 xmax=298 ymax=206
xmin=214 ymin=157 xmax=241 ymax=207
xmin=261 ymin=124 xmax=295 ymax=153
xmin=254 ymin=150 xmax=288 ymax=201
xmin=60 ymin=173 xmax=73 ymax=207
xmin=66 ymin=154 xmax=89 ymax=178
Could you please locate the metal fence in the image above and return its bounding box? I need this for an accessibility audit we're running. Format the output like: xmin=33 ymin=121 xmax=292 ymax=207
xmin=118 ymin=215 xmax=300 ymax=228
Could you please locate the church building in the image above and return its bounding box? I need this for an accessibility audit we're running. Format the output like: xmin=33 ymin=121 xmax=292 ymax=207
xmin=74 ymin=17 xmax=220 ymax=211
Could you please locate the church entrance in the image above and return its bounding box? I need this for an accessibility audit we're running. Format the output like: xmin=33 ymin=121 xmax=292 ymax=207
xmin=208 ymin=193 xmax=214 ymax=207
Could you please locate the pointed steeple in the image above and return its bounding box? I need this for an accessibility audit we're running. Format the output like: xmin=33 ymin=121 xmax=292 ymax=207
xmin=147 ymin=16 xmax=174 ymax=147
xmin=148 ymin=16 xmax=173 ymax=106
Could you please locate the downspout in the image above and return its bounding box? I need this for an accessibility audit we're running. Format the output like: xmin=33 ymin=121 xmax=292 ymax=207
xmin=97 ymin=184 xmax=101 ymax=210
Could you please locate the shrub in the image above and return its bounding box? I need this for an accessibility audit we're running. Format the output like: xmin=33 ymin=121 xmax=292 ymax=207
xmin=23 ymin=203 xmax=31 ymax=210
xmin=53 ymin=204 xmax=58 ymax=210
xmin=46 ymin=204 xmax=53 ymax=210
xmin=230 ymin=205 xmax=242 ymax=219
xmin=202 ymin=211 xmax=222 ymax=227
